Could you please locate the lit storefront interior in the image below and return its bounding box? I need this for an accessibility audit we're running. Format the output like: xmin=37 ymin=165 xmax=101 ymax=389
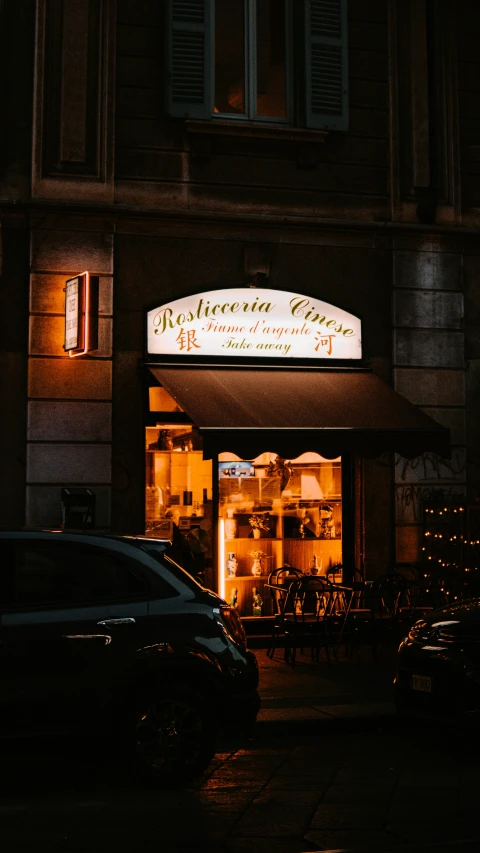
xmin=146 ymin=408 xmax=342 ymax=617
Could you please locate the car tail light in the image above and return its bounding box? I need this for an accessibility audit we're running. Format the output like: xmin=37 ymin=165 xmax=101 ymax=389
xmin=218 ymin=606 xmax=247 ymax=648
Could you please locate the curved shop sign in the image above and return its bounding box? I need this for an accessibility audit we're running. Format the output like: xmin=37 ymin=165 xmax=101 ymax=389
xmin=147 ymin=289 xmax=362 ymax=360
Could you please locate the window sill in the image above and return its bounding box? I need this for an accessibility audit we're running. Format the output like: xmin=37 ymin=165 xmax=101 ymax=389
xmin=185 ymin=119 xmax=328 ymax=144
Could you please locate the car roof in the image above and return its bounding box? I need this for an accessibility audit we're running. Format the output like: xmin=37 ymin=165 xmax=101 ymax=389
xmin=0 ymin=527 xmax=172 ymax=548
xmin=0 ymin=529 xmax=172 ymax=546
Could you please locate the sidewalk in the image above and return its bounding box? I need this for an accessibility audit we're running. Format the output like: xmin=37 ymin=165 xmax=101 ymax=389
xmin=212 ymin=646 xmax=480 ymax=853
xmin=2 ymin=645 xmax=479 ymax=853
xmin=255 ymin=645 xmax=396 ymax=727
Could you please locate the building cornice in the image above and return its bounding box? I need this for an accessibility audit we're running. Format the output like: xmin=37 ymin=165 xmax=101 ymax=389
xmin=1 ymin=197 xmax=480 ymax=242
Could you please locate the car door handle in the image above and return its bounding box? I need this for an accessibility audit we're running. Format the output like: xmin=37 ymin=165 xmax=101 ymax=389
xmin=96 ymin=617 xmax=136 ymax=626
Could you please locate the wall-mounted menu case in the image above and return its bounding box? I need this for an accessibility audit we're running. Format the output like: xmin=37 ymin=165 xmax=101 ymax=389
xmin=218 ymin=453 xmax=342 ymax=617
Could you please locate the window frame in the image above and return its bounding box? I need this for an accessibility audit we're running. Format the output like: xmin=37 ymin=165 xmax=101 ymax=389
xmin=167 ymin=0 xmax=349 ymax=132
xmin=212 ymin=0 xmax=293 ymax=126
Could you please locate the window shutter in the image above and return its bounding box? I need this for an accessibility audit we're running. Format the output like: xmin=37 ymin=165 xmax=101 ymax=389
xmin=167 ymin=0 xmax=213 ymax=119
xmin=305 ymin=0 xmax=348 ymax=131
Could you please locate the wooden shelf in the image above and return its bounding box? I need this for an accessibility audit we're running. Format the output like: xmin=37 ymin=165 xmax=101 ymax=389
xmin=283 ymin=537 xmax=342 ymax=541
xmin=225 ymin=575 xmax=268 ymax=580
xmin=224 ymin=574 xmax=273 ymax=616
xmin=226 ymin=538 xmax=281 ymax=543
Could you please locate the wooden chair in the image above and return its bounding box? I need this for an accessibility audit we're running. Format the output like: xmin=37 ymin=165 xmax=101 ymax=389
xmin=341 ymin=573 xmax=405 ymax=661
xmin=394 ymin=565 xmax=448 ymax=630
xmin=393 ymin=563 xmax=419 ymax=584
xmin=266 ymin=567 xmax=303 ymax=659
xmin=325 ymin=563 xmax=343 ymax=584
xmin=282 ymin=577 xmax=342 ymax=667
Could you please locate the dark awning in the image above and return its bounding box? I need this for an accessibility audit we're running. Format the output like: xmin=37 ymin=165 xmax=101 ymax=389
xmin=148 ymin=366 xmax=450 ymax=460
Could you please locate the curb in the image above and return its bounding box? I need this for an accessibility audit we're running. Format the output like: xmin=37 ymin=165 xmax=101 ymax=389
xmin=257 ymin=700 xmax=394 ymax=722
xmin=303 ymin=839 xmax=480 ymax=853
xmin=251 ymin=703 xmax=396 ymax=739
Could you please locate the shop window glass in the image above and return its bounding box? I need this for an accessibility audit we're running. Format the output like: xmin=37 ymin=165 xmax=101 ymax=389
xmin=148 ymin=386 xmax=184 ymax=412
xmin=218 ymin=451 xmax=342 ymax=617
xmin=145 ymin=423 xmax=213 ymax=579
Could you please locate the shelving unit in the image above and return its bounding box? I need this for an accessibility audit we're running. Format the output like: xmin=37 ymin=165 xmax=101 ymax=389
xmin=224 ymin=537 xmax=278 ymax=616
xmin=219 ymin=454 xmax=343 ymax=618
xmin=145 ymin=426 xmax=213 ymax=536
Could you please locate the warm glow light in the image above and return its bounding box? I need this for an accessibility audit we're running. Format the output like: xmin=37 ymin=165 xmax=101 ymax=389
xmin=219 ymin=450 xmax=340 ymax=465
xmin=219 ymin=518 xmax=226 ymax=601
xmin=69 ymin=271 xmax=90 ymax=358
xmin=291 ymin=452 xmax=341 ymax=464
xmin=147 ymin=289 xmax=362 ymax=359
xmin=218 ymin=452 xmax=243 ymax=462
xmin=155 ymin=424 xmax=193 ymax=430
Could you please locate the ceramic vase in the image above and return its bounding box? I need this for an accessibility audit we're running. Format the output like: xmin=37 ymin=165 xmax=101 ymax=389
xmin=251 ymin=558 xmax=262 ymax=576
xmin=226 ymin=553 xmax=238 ymax=578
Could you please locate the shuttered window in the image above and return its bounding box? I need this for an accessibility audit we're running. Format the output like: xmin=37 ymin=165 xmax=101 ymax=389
xmin=305 ymin=0 xmax=348 ymax=130
xmin=168 ymin=0 xmax=213 ymax=118
xmin=167 ymin=0 xmax=348 ymax=131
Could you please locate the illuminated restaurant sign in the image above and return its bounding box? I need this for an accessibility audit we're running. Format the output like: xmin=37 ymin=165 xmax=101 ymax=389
xmin=147 ymin=289 xmax=362 ymax=359
xmin=64 ymin=272 xmax=99 ymax=357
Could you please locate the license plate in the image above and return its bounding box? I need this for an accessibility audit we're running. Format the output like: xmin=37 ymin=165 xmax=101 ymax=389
xmin=412 ymin=674 xmax=432 ymax=693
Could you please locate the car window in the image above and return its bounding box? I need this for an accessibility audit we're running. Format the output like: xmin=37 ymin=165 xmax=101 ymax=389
xmin=7 ymin=542 xmax=150 ymax=608
xmin=135 ymin=541 xmax=204 ymax=591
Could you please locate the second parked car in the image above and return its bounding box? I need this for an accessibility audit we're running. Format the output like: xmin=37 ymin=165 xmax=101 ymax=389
xmin=394 ymin=597 xmax=480 ymax=722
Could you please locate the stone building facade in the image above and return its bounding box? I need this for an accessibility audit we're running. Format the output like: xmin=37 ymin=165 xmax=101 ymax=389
xmin=1 ymin=0 xmax=479 ymax=581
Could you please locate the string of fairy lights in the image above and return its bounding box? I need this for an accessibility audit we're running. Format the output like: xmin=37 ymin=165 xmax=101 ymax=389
xmin=421 ymin=501 xmax=480 ymax=600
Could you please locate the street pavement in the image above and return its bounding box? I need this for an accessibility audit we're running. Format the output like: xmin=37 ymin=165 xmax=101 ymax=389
xmin=0 ymin=645 xmax=479 ymax=853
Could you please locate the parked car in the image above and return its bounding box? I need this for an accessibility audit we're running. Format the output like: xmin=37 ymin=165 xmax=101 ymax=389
xmin=0 ymin=530 xmax=260 ymax=785
xmin=394 ymin=597 xmax=480 ymax=722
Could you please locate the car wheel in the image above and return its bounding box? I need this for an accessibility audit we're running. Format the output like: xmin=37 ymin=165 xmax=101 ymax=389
xmin=131 ymin=684 xmax=218 ymax=787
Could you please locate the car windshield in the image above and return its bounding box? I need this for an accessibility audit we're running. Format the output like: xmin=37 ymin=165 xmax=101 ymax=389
xmin=130 ymin=539 xmax=204 ymax=591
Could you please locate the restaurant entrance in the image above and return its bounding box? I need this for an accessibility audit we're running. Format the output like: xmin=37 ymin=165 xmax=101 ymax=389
xmin=145 ymin=411 xmax=346 ymax=617
xmin=143 ymin=287 xmax=450 ymax=612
